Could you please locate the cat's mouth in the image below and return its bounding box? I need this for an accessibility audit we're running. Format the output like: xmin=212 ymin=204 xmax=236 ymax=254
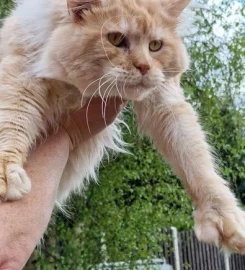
xmin=115 ymin=79 xmax=147 ymax=89
xmin=134 ymin=82 xmax=147 ymax=89
xmin=133 ymin=79 xmax=155 ymax=90
xmin=128 ymin=78 xmax=150 ymax=89
xmin=114 ymin=74 xmax=155 ymax=90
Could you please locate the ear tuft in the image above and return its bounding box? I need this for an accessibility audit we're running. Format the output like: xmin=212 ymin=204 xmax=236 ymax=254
xmin=67 ymin=0 xmax=100 ymax=22
xmin=166 ymin=0 xmax=191 ymax=17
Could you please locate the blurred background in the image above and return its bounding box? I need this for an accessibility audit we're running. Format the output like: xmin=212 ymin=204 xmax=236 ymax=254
xmin=1 ymin=0 xmax=245 ymax=269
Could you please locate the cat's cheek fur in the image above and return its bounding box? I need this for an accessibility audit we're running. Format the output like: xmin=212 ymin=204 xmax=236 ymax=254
xmin=33 ymin=26 xmax=88 ymax=85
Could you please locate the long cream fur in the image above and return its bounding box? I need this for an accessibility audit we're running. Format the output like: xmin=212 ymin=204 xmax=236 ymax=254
xmin=0 ymin=0 xmax=245 ymax=254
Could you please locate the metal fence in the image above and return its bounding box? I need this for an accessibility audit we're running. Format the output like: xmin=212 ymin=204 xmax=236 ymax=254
xmin=162 ymin=228 xmax=245 ymax=270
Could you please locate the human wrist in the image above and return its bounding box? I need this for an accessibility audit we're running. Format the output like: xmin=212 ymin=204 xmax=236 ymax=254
xmin=0 ymin=241 xmax=31 ymax=270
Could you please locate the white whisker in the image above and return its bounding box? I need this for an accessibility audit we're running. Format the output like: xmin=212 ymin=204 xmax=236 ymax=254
xmin=81 ymin=73 xmax=111 ymax=106
xmin=100 ymin=17 xmax=123 ymax=68
xmin=101 ymin=79 xmax=117 ymax=122
xmin=122 ymin=79 xmax=128 ymax=98
xmin=85 ymin=89 xmax=99 ymax=134
xmin=103 ymin=80 xmax=117 ymax=128
xmin=97 ymin=77 xmax=113 ymax=116
xmin=115 ymin=76 xmax=123 ymax=104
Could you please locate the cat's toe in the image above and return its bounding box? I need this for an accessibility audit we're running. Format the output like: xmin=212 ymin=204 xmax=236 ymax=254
xmin=5 ymin=164 xmax=31 ymax=201
xmin=194 ymin=207 xmax=245 ymax=254
xmin=221 ymin=211 xmax=245 ymax=253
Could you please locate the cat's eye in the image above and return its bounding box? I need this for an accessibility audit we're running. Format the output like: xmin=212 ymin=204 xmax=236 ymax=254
xmin=108 ymin=32 xmax=127 ymax=48
xmin=149 ymin=40 xmax=163 ymax=52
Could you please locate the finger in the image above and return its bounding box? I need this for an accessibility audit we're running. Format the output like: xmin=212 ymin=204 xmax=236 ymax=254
xmin=63 ymin=97 xmax=128 ymax=149
xmin=84 ymin=97 xmax=127 ymax=112
xmin=103 ymin=98 xmax=127 ymax=123
xmin=83 ymin=97 xmax=127 ymax=122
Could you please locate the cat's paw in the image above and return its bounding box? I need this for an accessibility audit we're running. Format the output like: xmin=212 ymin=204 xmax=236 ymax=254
xmin=194 ymin=204 xmax=245 ymax=254
xmin=0 ymin=163 xmax=31 ymax=201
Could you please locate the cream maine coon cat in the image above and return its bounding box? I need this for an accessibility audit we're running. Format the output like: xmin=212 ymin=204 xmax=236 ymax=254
xmin=0 ymin=0 xmax=245 ymax=253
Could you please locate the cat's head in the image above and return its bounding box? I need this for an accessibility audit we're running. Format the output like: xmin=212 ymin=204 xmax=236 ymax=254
xmin=38 ymin=0 xmax=190 ymax=101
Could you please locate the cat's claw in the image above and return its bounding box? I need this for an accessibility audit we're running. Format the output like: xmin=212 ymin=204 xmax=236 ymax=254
xmin=194 ymin=205 xmax=245 ymax=254
xmin=0 ymin=163 xmax=31 ymax=201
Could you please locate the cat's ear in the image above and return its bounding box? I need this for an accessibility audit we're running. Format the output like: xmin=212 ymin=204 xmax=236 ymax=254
xmin=166 ymin=0 xmax=191 ymax=17
xmin=67 ymin=0 xmax=100 ymax=22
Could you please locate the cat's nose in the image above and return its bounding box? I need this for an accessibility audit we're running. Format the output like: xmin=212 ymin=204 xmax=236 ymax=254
xmin=134 ymin=64 xmax=150 ymax=75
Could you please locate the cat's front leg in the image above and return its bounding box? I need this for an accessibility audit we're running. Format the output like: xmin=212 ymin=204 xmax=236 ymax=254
xmin=0 ymin=119 xmax=32 ymax=201
xmin=133 ymin=81 xmax=245 ymax=253
xmin=0 ymin=57 xmax=48 ymax=201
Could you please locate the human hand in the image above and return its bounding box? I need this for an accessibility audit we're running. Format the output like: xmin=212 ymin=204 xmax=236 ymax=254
xmin=62 ymin=97 xmax=127 ymax=151
xmin=0 ymin=97 xmax=126 ymax=270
